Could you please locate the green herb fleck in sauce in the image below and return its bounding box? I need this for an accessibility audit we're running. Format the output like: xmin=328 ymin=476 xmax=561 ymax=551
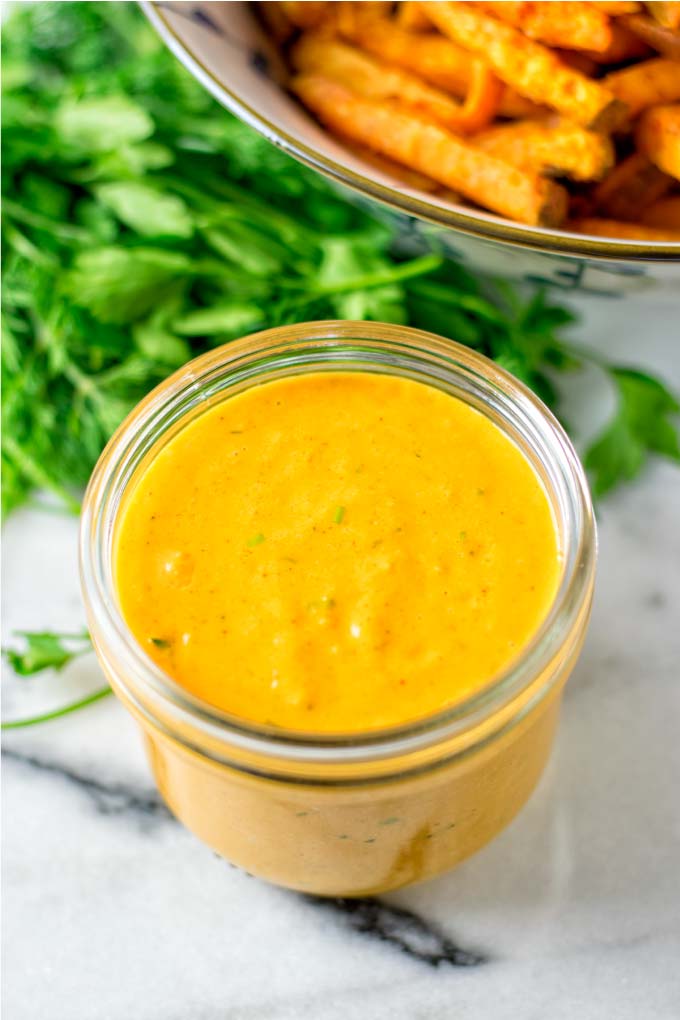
xmin=248 ymin=533 xmax=265 ymax=547
xmin=333 ymin=506 xmax=346 ymax=525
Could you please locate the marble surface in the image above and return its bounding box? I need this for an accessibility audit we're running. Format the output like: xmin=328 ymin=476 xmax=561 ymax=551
xmin=3 ymin=295 xmax=680 ymax=1020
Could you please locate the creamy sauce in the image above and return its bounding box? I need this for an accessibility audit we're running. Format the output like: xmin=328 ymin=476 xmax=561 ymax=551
xmin=115 ymin=372 xmax=560 ymax=732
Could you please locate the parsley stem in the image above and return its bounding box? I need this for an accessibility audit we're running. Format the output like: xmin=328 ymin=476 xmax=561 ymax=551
xmin=2 ymin=197 xmax=92 ymax=243
xmin=1 ymin=687 xmax=112 ymax=730
xmin=308 ymin=253 xmax=443 ymax=298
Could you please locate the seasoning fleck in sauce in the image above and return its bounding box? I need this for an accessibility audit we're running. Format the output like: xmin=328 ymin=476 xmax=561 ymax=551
xmin=115 ymin=373 xmax=560 ymax=732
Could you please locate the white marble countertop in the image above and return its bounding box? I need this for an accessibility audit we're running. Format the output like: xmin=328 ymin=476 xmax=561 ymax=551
xmin=3 ymin=295 xmax=680 ymax=1020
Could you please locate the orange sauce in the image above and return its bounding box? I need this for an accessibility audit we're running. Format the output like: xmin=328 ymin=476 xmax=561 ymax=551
xmin=115 ymin=372 xmax=560 ymax=732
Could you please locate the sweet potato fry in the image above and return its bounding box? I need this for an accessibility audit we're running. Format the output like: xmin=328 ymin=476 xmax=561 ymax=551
xmin=343 ymin=141 xmax=445 ymax=193
xmin=557 ymin=50 xmax=600 ymax=76
xmin=397 ymin=1 xmax=432 ymax=31
xmin=591 ymin=151 xmax=673 ymax=216
xmin=622 ymin=14 xmax=680 ymax=59
xmin=340 ymin=18 xmax=477 ymax=95
xmin=498 ymin=89 xmax=548 ymax=120
xmin=636 ymin=103 xmax=680 ymax=178
xmin=591 ymin=2 xmax=641 ymax=12
xmin=605 ymin=58 xmax=680 ymax=117
xmin=449 ymin=63 xmax=504 ymax=134
xmin=339 ymin=17 xmax=539 ymax=120
xmin=475 ymin=120 xmax=614 ymax=181
xmin=640 ymin=193 xmax=680 ymax=225
xmin=331 ymin=1 xmax=394 ymax=36
xmin=569 ymin=216 xmax=680 ymax=239
xmin=258 ymin=2 xmax=295 ymax=45
xmin=582 ymin=23 xmax=652 ymax=62
xmin=645 ymin=2 xmax=680 ymax=29
xmin=279 ymin=2 xmax=328 ymax=30
xmin=293 ymin=34 xmax=503 ymax=133
xmin=291 ymin=74 xmax=568 ymax=225
xmin=292 ymin=35 xmax=478 ymax=130
xmin=476 ymin=2 xmax=612 ymax=53
xmin=420 ymin=2 xmax=627 ymax=129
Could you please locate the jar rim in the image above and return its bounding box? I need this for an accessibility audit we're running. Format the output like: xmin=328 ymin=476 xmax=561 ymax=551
xmin=80 ymin=320 xmax=596 ymax=767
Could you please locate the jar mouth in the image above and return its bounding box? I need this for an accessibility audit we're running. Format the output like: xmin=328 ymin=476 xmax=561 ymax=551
xmin=80 ymin=320 xmax=596 ymax=765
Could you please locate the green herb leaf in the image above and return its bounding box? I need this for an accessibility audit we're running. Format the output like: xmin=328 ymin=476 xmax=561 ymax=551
xmin=55 ymin=96 xmax=153 ymax=153
xmin=173 ymin=304 xmax=263 ymax=338
xmin=3 ymin=630 xmax=92 ymax=676
xmin=586 ymin=369 xmax=680 ymax=496
xmin=67 ymin=248 xmax=193 ymax=323
xmin=96 ymin=182 xmax=194 ymax=238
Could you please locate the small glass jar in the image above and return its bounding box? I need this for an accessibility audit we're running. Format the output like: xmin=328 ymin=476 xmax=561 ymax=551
xmin=80 ymin=321 xmax=596 ymax=897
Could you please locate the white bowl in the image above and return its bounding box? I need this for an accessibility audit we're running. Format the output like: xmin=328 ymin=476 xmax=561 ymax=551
xmin=144 ymin=1 xmax=680 ymax=298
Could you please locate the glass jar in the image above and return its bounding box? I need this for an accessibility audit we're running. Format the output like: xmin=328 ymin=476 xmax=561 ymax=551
xmin=80 ymin=321 xmax=596 ymax=897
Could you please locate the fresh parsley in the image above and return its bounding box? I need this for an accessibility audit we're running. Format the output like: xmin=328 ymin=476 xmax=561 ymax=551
xmin=4 ymin=629 xmax=92 ymax=676
xmin=586 ymin=369 xmax=680 ymax=497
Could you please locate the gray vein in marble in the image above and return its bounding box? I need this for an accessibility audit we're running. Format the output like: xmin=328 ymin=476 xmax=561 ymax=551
xmin=305 ymin=896 xmax=488 ymax=968
xmin=1 ymin=747 xmax=172 ymax=828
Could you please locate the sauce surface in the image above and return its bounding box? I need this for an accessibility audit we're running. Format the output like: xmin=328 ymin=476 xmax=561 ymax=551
xmin=115 ymin=372 xmax=560 ymax=732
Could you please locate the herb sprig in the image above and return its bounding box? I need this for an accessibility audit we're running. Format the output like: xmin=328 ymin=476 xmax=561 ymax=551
xmin=1 ymin=630 xmax=110 ymax=731
xmin=4 ymin=629 xmax=92 ymax=676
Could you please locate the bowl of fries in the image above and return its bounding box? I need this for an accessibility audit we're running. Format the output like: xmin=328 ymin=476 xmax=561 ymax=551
xmin=146 ymin=1 xmax=680 ymax=296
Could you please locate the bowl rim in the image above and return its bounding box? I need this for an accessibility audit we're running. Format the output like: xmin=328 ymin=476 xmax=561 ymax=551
xmin=144 ymin=0 xmax=680 ymax=263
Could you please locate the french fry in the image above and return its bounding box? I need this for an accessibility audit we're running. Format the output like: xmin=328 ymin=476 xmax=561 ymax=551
xmin=420 ymin=2 xmax=627 ymax=129
xmin=340 ymin=18 xmax=477 ymax=95
xmin=292 ymin=36 xmax=458 ymax=121
xmin=636 ymin=103 xmax=680 ymax=178
xmin=397 ymin=1 xmax=432 ymax=31
xmin=347 ymin=143 xmax=465 ymax=204
xmin=640 ymin=193 xmax=680 ymax=226
xmin=279 ymin=2 xmax=328 ymax=30
xmin=569 ymin=216 xmax=680 ymax=239
xmin=605 ymin=58 xmax=680 ymax=117
xmin=360 ymin=1 xmax=394 ymax=15
xmin=592 ymin=151 xmax=674 ymax=216
xmin=591 ymin=2 xmax=641 ymax=12
xmin=645 ymin=2 xmax=680 ymax=29
xmin=291 ymin=74 xmax=568 ymax=225
xmin=476 ymin=2 xmax=612 ymax=53
xmin=582 ymin=23 xmax=652 ymax=62
xmin=257 ymin=2 xmax=295 ymax=46
xmin=291 ymin=35 xmax=499 ymax=132
xmin=338 ymin=18 xmax=545 ymax=119
xmin=557 ymin=50 xmax=600 ymax=76
xmin=475 ymin=120 xmax=614 ymax=181
xmin=343 ymin=141 xmax=446 ymax=193
xmin=622 ymin=14 xmax=680 ymax=60
xmin=450 ymin=63 xmax=505 ymax=133
xmin=498 ymin=89 xmax=548 ymax=120
xmin=332 ymin=1 xmax=394 ymax=36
